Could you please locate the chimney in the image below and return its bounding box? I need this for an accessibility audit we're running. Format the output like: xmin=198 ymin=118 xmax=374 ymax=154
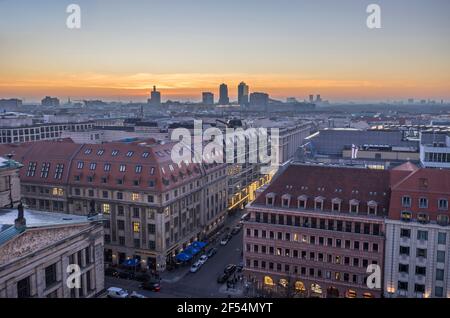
xmin=14 ymin=202 xmax=26 ymax=230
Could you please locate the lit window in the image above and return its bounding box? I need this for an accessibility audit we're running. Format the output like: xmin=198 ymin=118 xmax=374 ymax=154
xmin=295 ymin=281 xmax=306 ymax=292
xmin=264 ymin=276 xmax=274 ymax=286
xmin=102 ymin=204 xmax=111 ymax=214
xmin=279 ymin=279 xmax=288 ymax=288
xmin=131 ymin=193 xmax=140 ymax=201
xmin=133 ymin=222 xmax=140 ymax=233
xmin=52 ymin=188 xmax=64 ymax=196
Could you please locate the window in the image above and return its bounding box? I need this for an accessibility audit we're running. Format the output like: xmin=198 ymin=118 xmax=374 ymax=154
xmin=438 ymin=199 xmax=448 ymax=210
xmin=89 ymin=163 xmax=97 ymax=170
xmin=132 ymin=193 xmax=140 ymax=201
xmin=119 ymin=164 xmax=126 ymax=172
xmin=417 ymin=213 xmax=429 ymax=224
xmin=148 ymin=224 xmax=155 ymax=234
xmin=437 ymin=251 xmax=446 ymax=263
xmin=118 ymin=220 xmax=125 ymax=230
xmin=419 ymin=198 xmax=428 ymax=209
xmin=147 ymin=195 xmax=154 ymax=203
xmin=417 ymin=230 xmax=428 ymax=241
xmin=401 ymin=211 xmax=412 ymax=222
xmin=40 ymin=162 xmax=50 ymax=178
xmin=45 ymin=263 xmax=57 ymax=288
xmin=17 ymin=277 xmax=31 ymax=298
xmin=77 ymin=161 xmax=84 ymax=169
xmin=399 ymin=246 xmax=410 ymax=256
xmin=436 ymin=269 xmax=445 ymax=281
xmin=104 ymin=163 xmax=111 ymax=172
xmin=435 ymin=287 xmax=444 ymax=298
xmin=416 ymin=248 xmax=427 ymax=259
xmin=97 ymin=149 xmax=105 ymax=156
xmin=27 ymin=162 xmax=37 ymax=177
xmin=438 ymin=233 xmax=447 ymax=245
xmin=135 ymin=165 xmax=143 ymax=173
xmin=133 ymin=222 xmax=140 ymax=233
xmin=414 ymin=284 xmax=425 ymax=293
xmin=415 ymin=266 xmax=426 ymax=276
xmin=102 ymin=203 xmax=111 ymax=214
xmin=84 ymin=148 xmax=92 ymax=155
xmin=111 ymin=150 xmax=119 ymax=156
xmin=402 ymin=196 xmax=411 ymax=207
xmin=398 ymin=264 xmax=409 ymax=273
xmin=142 ymin=152 xmax=150 ymax=158
xmin=133 ymin=208 xmax=140 ymax=218
xmin=398 ymin=281 xmax=408 ymax=291
xmin=400 ymin=229 xmax=411 ymax=238
xmin=126 ymin=151 xmax=134 ymax=157
xmin=437 ymin=215 xmax=449 ymax=226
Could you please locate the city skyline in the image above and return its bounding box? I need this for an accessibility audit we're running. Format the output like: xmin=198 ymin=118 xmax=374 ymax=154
xmin=0 ymin=0 xmax=449 ymax=102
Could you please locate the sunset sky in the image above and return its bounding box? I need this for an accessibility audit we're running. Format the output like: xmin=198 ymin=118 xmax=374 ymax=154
xmin=0 ymin=0 xmax=449 ymax=103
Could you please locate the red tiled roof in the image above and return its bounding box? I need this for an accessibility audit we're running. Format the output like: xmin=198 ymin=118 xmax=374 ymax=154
xmin=254 ymin=164 xmax=391 ymax=216
xmin=0 ymin=140 xmax=223 ymax=192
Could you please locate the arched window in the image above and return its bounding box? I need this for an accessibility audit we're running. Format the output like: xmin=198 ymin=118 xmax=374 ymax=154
xmin=295 ymin=281 xmax=306 ymax=292
xmin=264 ymin=276 xmax=274 ymax=286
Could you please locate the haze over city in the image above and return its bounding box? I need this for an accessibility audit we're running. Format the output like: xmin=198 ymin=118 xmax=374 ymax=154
xmin=1 ymin=0 xmax=449 ymax=102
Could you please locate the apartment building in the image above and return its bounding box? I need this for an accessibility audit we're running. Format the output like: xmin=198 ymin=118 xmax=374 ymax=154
xmin=0 ymin=139 xmax=228 ymax=272
xmin=384 ymin=163 xmax=450 ymax=298
xmin=0 ymin=121 xmax=94 ymax=144
xmin=0 ymin=156 xmax=104 ymax=298
xmin=243 ymin=164 xmax=388 ymax=298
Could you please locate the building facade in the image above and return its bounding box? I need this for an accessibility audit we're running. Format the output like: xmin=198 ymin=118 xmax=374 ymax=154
xmin=243 ymin=164 xmax=388 ymax=298
xmin=384 ymin=164 xmax=450 ymax=298
xmin=0 ymin=139 xmax=228 ymax=272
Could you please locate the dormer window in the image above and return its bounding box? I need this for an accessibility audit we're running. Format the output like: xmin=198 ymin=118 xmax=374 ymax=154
xmin=349 ymin=200 xmax=360 ymax=214
xmin=314 ymin=197 xmax=324 ymax=211
xmin=402 ymin=196 xmax=411 ymax=208
xmin=298 ymin=195 xmax=307 ymax=209
xmin=332 ymin=198 xmax=342 ymax=212
xmin=401 ymin=211 xmax=412 ymax=222
xmin=266 ymin=193 xmax=276 ymax=206
xmin=282 ymin=194 xmax=291 ymax=208
xmin=438 ymin=199 xmax=448 ymax=211
xmin=367 ymin=201 xmax=378 ymax=215
xmin=111 ymin=150 xmax=119 ymax=156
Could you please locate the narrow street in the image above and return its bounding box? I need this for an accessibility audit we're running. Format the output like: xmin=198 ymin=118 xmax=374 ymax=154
xmin=104 ymin=210 xmax=246 ymax=298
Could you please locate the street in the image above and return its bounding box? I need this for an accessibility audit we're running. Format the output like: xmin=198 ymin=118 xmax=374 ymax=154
xmin=104 ymin=211 xmax=245 ymax=298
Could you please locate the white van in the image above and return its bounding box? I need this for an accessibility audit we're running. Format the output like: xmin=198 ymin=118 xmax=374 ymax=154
xmin=107 ymin=287 xmax=129 ymax=298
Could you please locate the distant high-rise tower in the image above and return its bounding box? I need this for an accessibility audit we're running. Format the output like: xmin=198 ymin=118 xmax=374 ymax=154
xmin=238 ymin=82 xmax=249 ymax=106
xmin=309 ymin=95 xmax=314 ymax=103
xmin=148 ymin=86 xmax=161 ymax=106
xmin=316 ymin=94 xmax=322 ymax=103
xmin=202 ymin=92 xmax=214 ymax=105
xmin=219 ymin=84 xmax=229 ymax=105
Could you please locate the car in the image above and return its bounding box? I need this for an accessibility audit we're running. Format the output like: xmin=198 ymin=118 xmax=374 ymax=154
xmin=206 ymin=248 xmax=217 ymax=258
xmin=129 ymin=291 xmax=147 ymax=298
xmin=217 ymin=273 xmax=230 ymax=284
xmin=231 ymin=226 xmax=241 ymax=235
xmin=224 ymin=264 xmax=237 ymax=275
xmin=220 ymin=236 xmax=230 ymax=246
xmin=107 ymin=287 xmax=129 ymax=298
xmin=134 ymin=273 xmax=151 ymax=282
xmin=140 ymin=280 xmax=161 ymax=292
xmin=190 ymin=261 xmax=202 ymax=273
xmin=198 ymin=255 xmax=208 ymax=264
xmin=104 ymin=267 xmax=119 ymax=278
xmin=117 ymin=269 xmax=135 ymax=280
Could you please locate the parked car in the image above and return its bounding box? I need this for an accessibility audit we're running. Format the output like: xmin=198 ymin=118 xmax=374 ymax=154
xmin=140 ymin=280 xmax=161 ymax=292
xmin=217 ymin=273 xmax=230 ymax=284
xmin=190 ymin=261 xmax=202 ymax=273
xmin=199 ymin=255 xmax=208 ymax=265
xmin=105 ymin=267 xmax=119 ymax=278
xmin=107 ymin=287 xmax=129 ymax=298
xmin=117 ymin=269 xmax=135 ymax=280
xmin=224 ymin=264 xmax=237 ymax=275
xmin=220 ymin=236 xmax=230 ymax=246
xmin=129 ymin=291 xmax=147 ymax=298
xmin=231 ymin=226 xmax=241 ymax=235
xmin=134 ymin=273 xmax=151 ymax=283
xmin=206 ymin=248 xmax=218 ymax=258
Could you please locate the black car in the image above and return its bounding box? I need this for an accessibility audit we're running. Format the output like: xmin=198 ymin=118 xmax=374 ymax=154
xmin=141 ymin=280 xmax=161 ymax=292
xmin=207 ymin=248 xmax=218 ymax=258
xmin=134 ymin=273 xmax=151 ymax=282
xmin=231 ymin=227 xmax=241 ymax=235
xmin=117 ymin=269 xmax=135 ymax=280
xmin=104 ymin=267 xmax=119 ymax=277
xmin=224 ymin=264 xmax=237 ymax=275
xmin=217 ymin=273 xmax=230 ymax=284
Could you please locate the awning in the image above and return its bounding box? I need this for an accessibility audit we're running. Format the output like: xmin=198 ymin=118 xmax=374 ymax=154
xmin=175 ymin=253 xmax=192 ymax=262
xmin=122 ymin=259 xmax=139 ymax=267
xmin=191 ymin=241 xmax=207 ymax=249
